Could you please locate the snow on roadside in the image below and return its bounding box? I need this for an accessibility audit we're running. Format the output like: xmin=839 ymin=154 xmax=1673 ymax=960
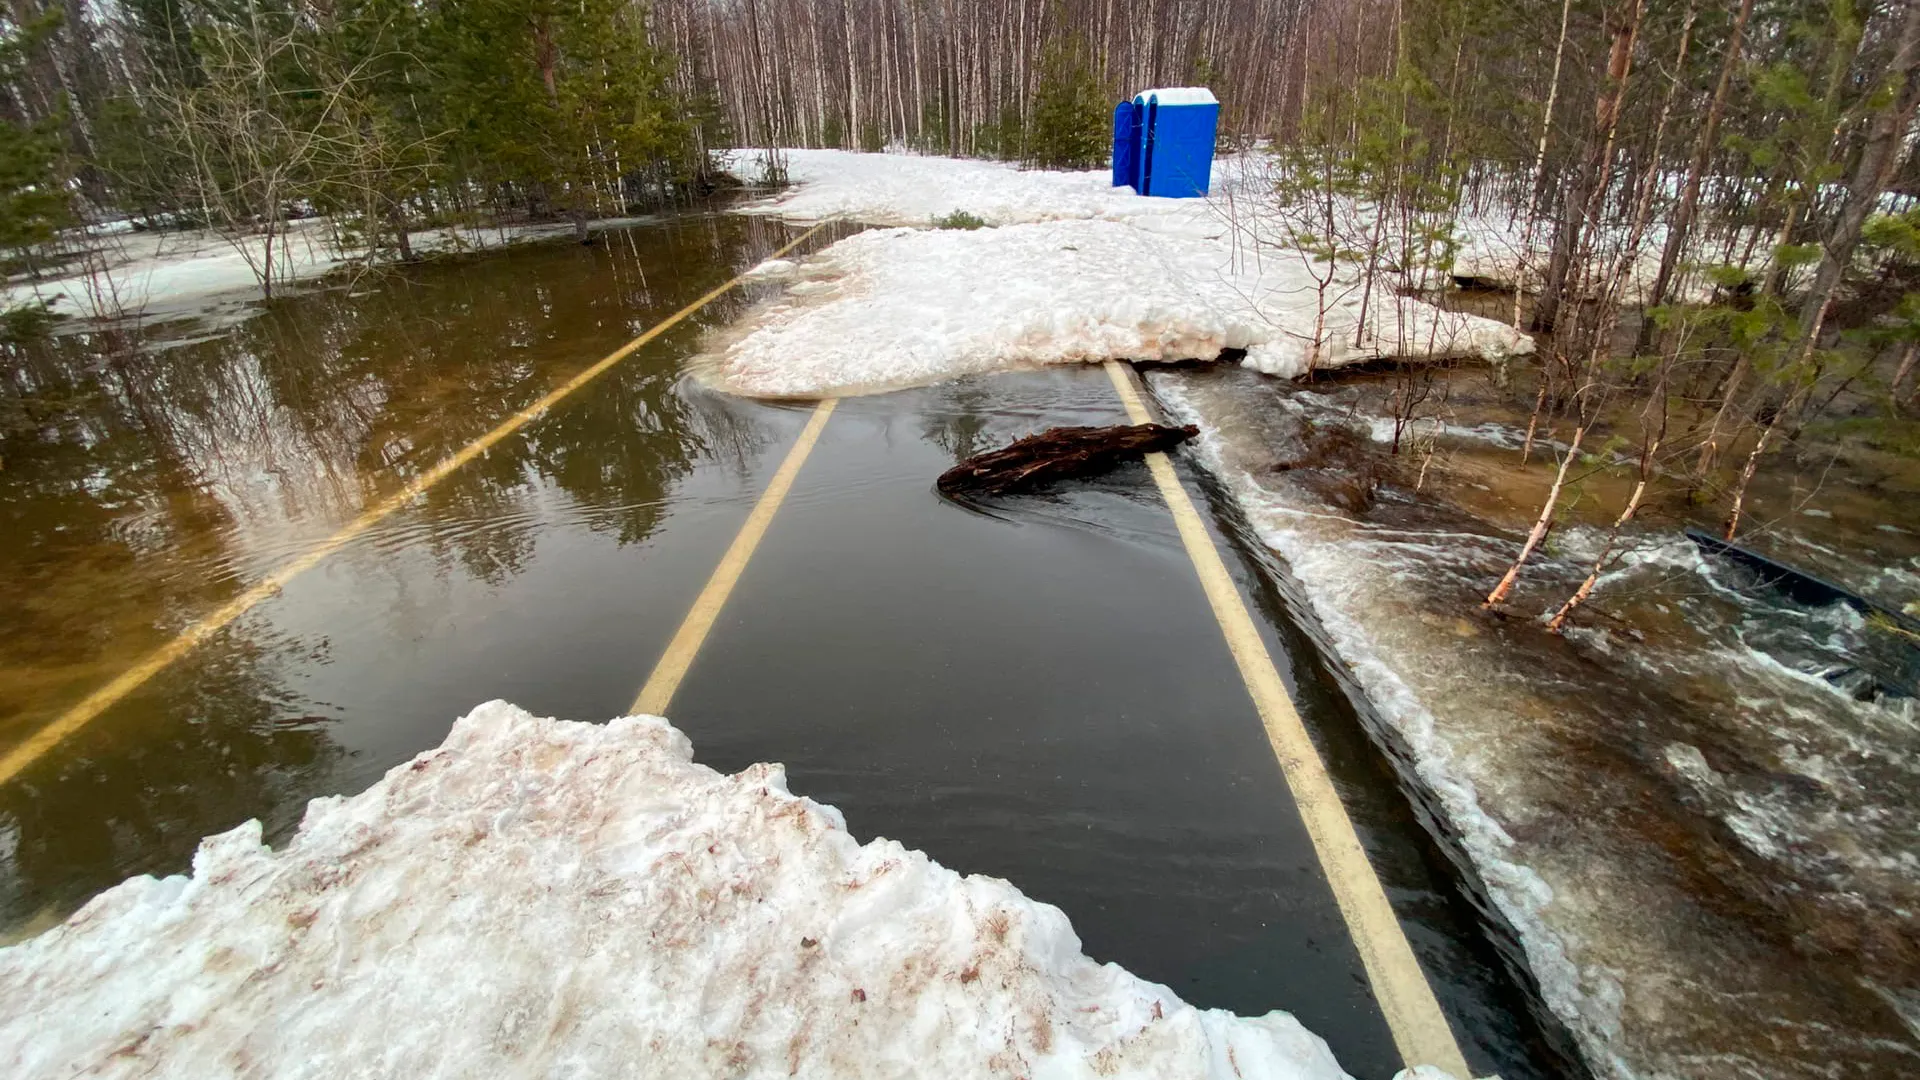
xmin=733 ymin=149 xmax=1711 ymax=317
xmin=725 ymin=148 xmax=1157 ymax=228
xmin=0 ymin=701 xmax=1372 ymax=1080
xmin=1147 ymin=376 xmax=1619 ymax=1075
xmin=2 ymin=217 xmax=655 ymax=329
xmin=707 ymin=153 xmax=1532 ymax=397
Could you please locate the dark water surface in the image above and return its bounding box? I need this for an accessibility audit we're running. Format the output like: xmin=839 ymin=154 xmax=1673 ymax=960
xmin=1 ymin=214 xmax=822 ymax=931
xmin=2 ymin=214 xmax=1568 ymax=1078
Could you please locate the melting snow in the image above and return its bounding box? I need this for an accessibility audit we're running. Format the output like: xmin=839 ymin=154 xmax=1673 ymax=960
xmin=3 ymin=217 xmax=657 ymax=327
xmin=1 ymin=702 xmax=1370 ymax=1080
xmin=710 ymin=150 xmax=1533 ymax=397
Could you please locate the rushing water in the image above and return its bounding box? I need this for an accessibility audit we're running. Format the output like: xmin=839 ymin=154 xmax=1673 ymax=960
xmin=1151 ymin=363 xmax=1920 ymax=1079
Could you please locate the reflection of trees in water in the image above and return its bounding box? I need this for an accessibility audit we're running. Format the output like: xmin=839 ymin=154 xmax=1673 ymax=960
xmin=2 ymin=216 xmax=801 ymax=708
xmin=0 ymin=215 xmax=804 ymax=933
xmin=0 ymin=333 xmax=236 ymax=703
xmin=0 ymin=620 xmax=343 ymax=936
xmin=920 ymin=381 xmax=997 ymax=463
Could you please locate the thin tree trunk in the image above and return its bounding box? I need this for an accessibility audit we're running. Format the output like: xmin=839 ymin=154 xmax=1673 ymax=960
xmin=1547 ymin=439 xmax=1657 ymax=631
xmin=1723 ymin=408 xmax=1779 ymax=540
xmin=1891 ymin=340 xmax=1919 ymax=411
xmin=1485 ymin=422 xmax=1589 ymax=608
xmin=1757 ymin=199 xmax=1803 ymax=297
xmin=1635 ymin=0 xmax=1754 ymax=351
xmin=388 ymin=203 xmax=415 ymax=261
xmin=1535 ymin=0 xmax=1644 ymax=332
xmin=1796 ymin=0 xmax=1920 ymax=360
xmin=1512 ymin=0 xmax=1575 ymax=328
xmin=1519 ymin=373 xmax=1550 ymax=465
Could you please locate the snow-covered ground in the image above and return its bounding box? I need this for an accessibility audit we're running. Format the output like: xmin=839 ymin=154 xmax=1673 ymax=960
xmin=2 ymin=216 xmax=655 ymax=328
xmin=706 ymin=150 xmax=1533 ymax=397
xmin=1 ymin=702 xmax=1375 ymax=1080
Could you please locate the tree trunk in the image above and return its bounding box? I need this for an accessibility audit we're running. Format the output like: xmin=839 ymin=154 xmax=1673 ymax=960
xmin=842 ymin=0 xmax=860 ymax=145
xmin=1892 ymin=340 xmax=1919 ymax=411
xmin=388 ymin=202 xmax=415 ymax=261
xmin=1512 ymin=0 xmax=1576 ymax=328
xmin=1534 ymin=0 xmax=1644 ymax=332
xmin=1634 ymin=0 xmax=1754 ymax=352
xmin=1723 ymin=408 xmax=1779 ymax=541
xmin=1485 ymin=423 xmax=1589 ymax=609
xmin=1547 ymin=440 xmax=1656 ymax=631
xmin=1795 ymin=0 xmax=1920 ymax=360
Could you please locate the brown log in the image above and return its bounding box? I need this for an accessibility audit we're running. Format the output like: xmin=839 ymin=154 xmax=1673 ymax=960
xmin=936 ymin=423 xmax=1199 ymax=496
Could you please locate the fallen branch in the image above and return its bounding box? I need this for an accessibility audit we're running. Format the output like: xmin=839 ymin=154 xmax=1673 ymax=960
xmin=936 ymin=423 xmax=1199 ymax=496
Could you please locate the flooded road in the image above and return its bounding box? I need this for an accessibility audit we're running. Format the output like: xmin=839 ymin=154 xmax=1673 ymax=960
xmin=0 ymin=213 xmax=825 ymax=931
xmin=2 ymin=213 xmax=1575 ymax=1078
xmin=1155 ymin=363 xmax=1920 ymax=1079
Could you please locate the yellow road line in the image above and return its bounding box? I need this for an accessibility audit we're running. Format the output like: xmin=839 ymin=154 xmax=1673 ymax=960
xmin=1103 ymin=361 xmax=1471 ymax=1077
xmin=632 ymin=398 xmax=836 ymax=715
xmin=0 ymin=221 xmax=834 ymax=788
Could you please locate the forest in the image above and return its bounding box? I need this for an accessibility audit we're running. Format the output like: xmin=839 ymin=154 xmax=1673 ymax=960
xmin=6 ymin=0 xmax=1920 ymax=585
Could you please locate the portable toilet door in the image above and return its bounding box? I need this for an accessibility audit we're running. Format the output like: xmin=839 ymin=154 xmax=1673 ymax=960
xmin=1111 ymin=101 xmax=1141 ymax=189
xmin=1132 ymin=87 xmax=1218 ymax=198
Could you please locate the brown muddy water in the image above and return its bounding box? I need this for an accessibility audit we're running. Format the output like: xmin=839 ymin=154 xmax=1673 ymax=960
xmin=1152 ymin=362 xmax=1920 ymax=1079
xmin=0 ymin=213 xmax=1582 ymax=1080
xmin=0 ymin=213 xmax=827 ymax=924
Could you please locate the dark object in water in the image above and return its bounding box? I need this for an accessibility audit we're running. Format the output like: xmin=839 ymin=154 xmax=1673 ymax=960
xmin=937 ymin=423 xmax=1199 ymax=496
xmin=1684 ymin=528 xmax=1920 ymax=634
xmin=1686 ymin=527 xmax=1920 ymax=699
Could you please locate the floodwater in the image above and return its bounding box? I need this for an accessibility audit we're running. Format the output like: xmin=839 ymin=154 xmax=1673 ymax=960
xmin=0 ymin=213 xmax=1572 ymax=1078
xmin=1155 ymin=363 xmax=1920 ymax=1079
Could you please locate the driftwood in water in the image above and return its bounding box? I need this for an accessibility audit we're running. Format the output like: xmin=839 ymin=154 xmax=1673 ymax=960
xmin=937 ymin=423 xmax=1199 ymax=496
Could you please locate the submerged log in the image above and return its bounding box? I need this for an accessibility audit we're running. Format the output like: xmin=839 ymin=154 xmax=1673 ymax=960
xmin=936 ymin=423 xmax=1199 ymax=496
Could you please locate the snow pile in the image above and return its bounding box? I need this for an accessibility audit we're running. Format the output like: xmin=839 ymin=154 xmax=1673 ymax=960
xmin=726 ymin=148 xmax=1162 ymax=227
xmin=0 ymin=701 xmax=1364 ymax=1080
xmin=731 ymin=150 xmax=1706 ymax=327
xmin=709 ymin=214 xmax=1533 ymax=397
xmin=1447 ymin=210 xmax=1706 ymax=306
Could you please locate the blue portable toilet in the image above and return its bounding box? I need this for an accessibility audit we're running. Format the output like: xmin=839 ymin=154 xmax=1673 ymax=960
xmin=1111 ymin=101 xmax=1142 ymax=190
xmin=1110 ymin=87 xmax=1218 ymax=198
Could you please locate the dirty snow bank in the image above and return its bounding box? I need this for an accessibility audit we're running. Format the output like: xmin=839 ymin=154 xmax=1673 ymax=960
xmin=711 ymin=216 xmax=1532 ymax=397
xmin=1 ymin=701 xmax=1370 ymax=1080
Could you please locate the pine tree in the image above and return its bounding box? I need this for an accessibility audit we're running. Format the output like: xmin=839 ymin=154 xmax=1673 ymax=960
xmin=431 ymin=0 xmax=691 ymax=241
xmin=1023 ymin=37 xmax=1107 ymax=170
xmin=0 ymin=10 xmax=70 ymax=279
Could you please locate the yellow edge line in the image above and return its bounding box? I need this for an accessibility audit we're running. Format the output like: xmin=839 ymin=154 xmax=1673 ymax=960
xmin=1103 ymin=361 xmax=1471 ymax=1077
xmin=632 ymin=398 xmax=836 ymax=715
xmin=0 ymin=221 xmax=835 ymax=788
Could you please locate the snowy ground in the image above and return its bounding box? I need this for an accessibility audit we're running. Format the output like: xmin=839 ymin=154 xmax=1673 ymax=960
xmin=706 ymin=150 xmax=1534 ymax=397
xmin=1 ymin=216 xmax=655 ymax=329
xmin=1 ymin=701 xmax=1383 ymax=1080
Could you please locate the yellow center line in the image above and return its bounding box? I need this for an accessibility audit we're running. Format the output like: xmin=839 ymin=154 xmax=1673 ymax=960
xmin=0 ymin=221 xmax=835 ymax=788
xmin=632 ymin=398 xmax=836 ymax=716
xmin=1103 ymin=360 xmax=1471 ymax=1078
